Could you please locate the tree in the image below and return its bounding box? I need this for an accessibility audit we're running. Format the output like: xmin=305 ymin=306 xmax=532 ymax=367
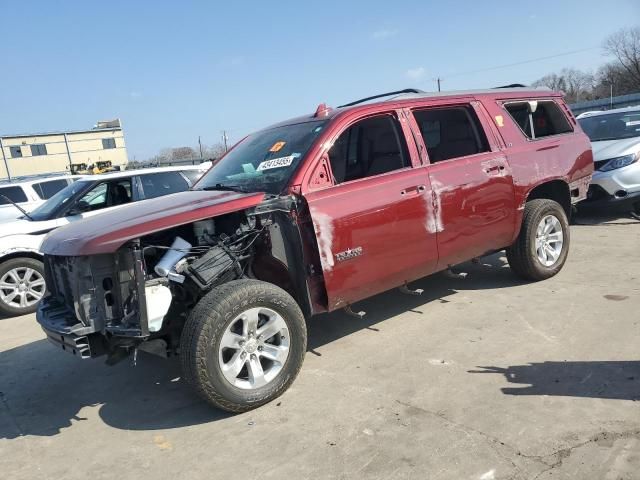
xmin=532 ymin=68 xmax=594 ymax=103
xmin=603 ymin=26 xmax=640 ymax=91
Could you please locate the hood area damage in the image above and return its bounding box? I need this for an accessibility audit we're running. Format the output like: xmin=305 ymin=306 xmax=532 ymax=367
xmin=38 ymin=194 xmax=318 ymax=364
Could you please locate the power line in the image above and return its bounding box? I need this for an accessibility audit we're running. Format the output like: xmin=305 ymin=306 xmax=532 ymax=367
xmin=435 ymin=46 xmax=600 ymax=82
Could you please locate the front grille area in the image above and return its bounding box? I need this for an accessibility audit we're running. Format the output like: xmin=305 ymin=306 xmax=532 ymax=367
xmin=45 ymin=256 xmax=77 ymax=317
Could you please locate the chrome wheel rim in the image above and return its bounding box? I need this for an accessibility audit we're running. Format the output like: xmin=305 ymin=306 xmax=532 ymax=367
xmin=218 ymin=307 xmax=290 ymax=390
xmin=0 ymin=267 xmax=45 ymax=309
xmin=535 ymin=215 xmax=564 ymax=267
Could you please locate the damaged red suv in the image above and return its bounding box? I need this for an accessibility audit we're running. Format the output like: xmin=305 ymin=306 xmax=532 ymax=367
xmin=38 ymin=87 xmax=593 ymax=412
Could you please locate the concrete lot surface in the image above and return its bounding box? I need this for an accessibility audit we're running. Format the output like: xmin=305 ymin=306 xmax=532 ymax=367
xmin=1 ymin=215 xmax=639 ymax=480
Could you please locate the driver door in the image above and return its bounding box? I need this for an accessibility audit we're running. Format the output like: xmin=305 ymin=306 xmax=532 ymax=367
xmin=303 ymin=111 xmax=438 ymax=310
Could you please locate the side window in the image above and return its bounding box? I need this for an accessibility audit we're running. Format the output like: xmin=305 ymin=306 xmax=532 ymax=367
xmin=327 ymin=115 xmax=410 ymax=184
xmin=76 ymin=179 xmax=132 ymax=213
xmin=413 ymin=106 xmax=490 ymax=163
xmin=33 ymin=179 xmax=69 ymax=199
xmin=0 ymin=186 xmax=28 ymax=204
xmin=140 ymin=172 xmax=189 ymax=199
xmin=504 ymin=100 xmax=573 ymax=139
xmin=102 ymin=138 xmax=116 ymax=149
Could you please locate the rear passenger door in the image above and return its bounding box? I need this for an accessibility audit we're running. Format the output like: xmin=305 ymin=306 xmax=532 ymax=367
xmin=409 ymin=103 xmax=516 ymax=267
xmin=304 ymin=111 xmax=438 ymax=310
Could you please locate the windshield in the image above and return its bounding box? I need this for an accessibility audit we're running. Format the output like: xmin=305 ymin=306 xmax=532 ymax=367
xmin=196 ymin=120 xmax=327 ymax=194
xmin=29 ymin=180 xmax=92 ymax=221
xmin=578 ymin=111 xmax=640 ymax=142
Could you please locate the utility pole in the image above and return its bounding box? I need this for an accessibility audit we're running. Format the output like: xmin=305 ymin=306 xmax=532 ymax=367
xmin=437 ymin=77 xmax=441 ymax=92
xmin=198 ymin=136 xmax=203 ymax=159
xmin=0 ymin=137 xmax=11 ymax=181
xmin=610 ymin=83 xmax=614 ymax=109
xmin=222 ymin=130 xmax=229 ymax=152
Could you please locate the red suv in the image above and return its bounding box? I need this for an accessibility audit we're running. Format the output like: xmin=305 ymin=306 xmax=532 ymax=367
xmin=37 ymin=87 xmax=593 ymax=412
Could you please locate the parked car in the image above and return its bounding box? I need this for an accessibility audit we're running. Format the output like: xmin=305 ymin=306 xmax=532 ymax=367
xmin=0 ymin=165 xmax=209 ymax=316
xmin=0 ymin=174 xmax=81 ymax=222
xmin=577 ymin=106 xmax=640 ymax=213
xmin=37 ymin=87 xmax=593 ymax=412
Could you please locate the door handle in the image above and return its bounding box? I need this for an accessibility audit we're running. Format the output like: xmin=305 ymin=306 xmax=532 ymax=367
xmin=484 ymin=164 xmax=506 ymax=175
xmin=401 ymin=185 xmax=426 ymax=196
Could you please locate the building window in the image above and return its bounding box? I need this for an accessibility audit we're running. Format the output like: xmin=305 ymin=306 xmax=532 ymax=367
xmin=30 ymin=144 xmax=47 ymax=156
xmin=9 ymin=146 xmax=22 ymax=158
xmin=102 ymin=138 xmax=116 ymax=149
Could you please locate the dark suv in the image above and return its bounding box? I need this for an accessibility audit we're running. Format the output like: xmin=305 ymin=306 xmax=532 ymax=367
xmin=37 ymin=87 xmax=593 ymax=412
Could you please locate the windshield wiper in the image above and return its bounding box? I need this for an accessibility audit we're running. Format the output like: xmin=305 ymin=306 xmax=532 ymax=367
xmin=0 ymin=194 xmax=34 ymax=221
xmin=200 ymin=184 xmax=248 ymax=193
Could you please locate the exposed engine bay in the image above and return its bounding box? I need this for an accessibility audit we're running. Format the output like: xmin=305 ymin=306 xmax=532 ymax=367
xmin=39 ymin=196 xmax=318 ymax=363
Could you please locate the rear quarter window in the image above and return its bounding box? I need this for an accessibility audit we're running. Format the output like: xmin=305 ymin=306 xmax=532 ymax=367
xmin=32 ymin=179 xmax=70 ymax=199
xmin=504 ymin=100 xmax=573 ymax=139
xmin=140 ymin=171 xmax=190 ymax=199
xmin=0 ymin=186 xmax=28 ymax=204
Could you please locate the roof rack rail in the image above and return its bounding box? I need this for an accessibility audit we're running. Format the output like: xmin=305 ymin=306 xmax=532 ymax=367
xmin=337 ymin=88 xmax=425 ymax=108
xmin=493 ymin=83 xmax=527 ymax=89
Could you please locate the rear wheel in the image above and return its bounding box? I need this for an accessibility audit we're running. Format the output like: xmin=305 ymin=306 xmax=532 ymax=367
xmin=506 ymin=199 xmax=570 ymax=281
xmin=0 ymin=257 xmax=46 ymax=317
xmin=180 ymin=279 xmax=307 ymax=412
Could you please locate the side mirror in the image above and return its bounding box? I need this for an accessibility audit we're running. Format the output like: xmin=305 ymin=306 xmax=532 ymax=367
xmin=67 ymin=200 xmax=90 ymax=216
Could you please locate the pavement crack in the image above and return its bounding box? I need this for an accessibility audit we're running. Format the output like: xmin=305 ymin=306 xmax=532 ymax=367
xmin=395 ymin=400 xmax=640 ymax=479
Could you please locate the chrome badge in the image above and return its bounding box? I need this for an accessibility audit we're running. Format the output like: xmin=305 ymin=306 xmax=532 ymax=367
xmin=335 ymin=247 xmax=363 ymax=262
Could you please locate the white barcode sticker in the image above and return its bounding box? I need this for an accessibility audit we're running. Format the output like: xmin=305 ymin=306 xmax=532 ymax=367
xmin=256 ymin=155 xmax=297 ymax=171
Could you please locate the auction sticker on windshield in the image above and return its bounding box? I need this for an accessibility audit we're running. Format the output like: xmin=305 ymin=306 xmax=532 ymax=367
xmin=256 ymin=154 xmax=299 ymax=171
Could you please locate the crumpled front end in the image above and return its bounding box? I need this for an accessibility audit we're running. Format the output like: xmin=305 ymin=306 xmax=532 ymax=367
xmin=37 ymin=247 xmax=147 ymax=359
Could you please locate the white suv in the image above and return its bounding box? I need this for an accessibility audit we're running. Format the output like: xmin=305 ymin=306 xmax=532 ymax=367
xmin=0 ymin=175 xmax=82 ymax=222
xmin=0 ymin=165 xmax=209 ymax=317
xmin=577 ymin=106 xmax=640 ymax=213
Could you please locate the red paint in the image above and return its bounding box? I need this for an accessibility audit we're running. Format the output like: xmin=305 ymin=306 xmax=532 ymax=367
xmin=42 ymin=190 xmax=265 ymax=256
xmin=295 ymin=90 xmax=592 ymax=311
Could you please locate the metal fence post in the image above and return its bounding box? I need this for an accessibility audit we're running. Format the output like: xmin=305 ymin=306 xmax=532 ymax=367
xmin=63 ymin=133 xmax=73 ymax=171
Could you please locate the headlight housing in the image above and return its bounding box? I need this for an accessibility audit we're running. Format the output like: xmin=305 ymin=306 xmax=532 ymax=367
xmin=599 ymin=152 xmax=639 ymax=172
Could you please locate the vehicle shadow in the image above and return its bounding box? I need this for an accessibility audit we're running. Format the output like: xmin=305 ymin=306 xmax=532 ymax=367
xmin=307 ymin=252 xmax=522 ymax=352
xmin=0 ymin=339 xmax=228 ymax=439
xmin=0 ymin=253 xmax=522 ymax=439
xmin=573 ymin=209 xmax=640 ymax=226
xmin=469 ymin=361 xmax=640 ymax=401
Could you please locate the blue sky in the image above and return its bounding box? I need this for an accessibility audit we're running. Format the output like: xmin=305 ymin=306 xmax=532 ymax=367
xmin=1 ymin=0 xmax=638 ymax=160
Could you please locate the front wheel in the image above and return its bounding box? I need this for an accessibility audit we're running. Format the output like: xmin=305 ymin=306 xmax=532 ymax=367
xmin=0 ymin=257 xmax=46 ymax=317
xmin=506 ymin=199 xmax=570 ymax=281
xmin=180 ymin=279 xmax=307 ymax=412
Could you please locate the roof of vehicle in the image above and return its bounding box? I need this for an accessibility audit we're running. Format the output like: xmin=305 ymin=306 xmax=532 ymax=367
xmin=265 ymin=86 xmax=560 ymax=130
xmin=0 ymin=173 xmax=83 ymax=187
xmin=575 ymin=104 xmax=640 ymax=119
xmin=63 ymin=164 xmax=210 ymax=182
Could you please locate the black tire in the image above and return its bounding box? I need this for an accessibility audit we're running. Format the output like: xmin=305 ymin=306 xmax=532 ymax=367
xmin=0 ymin=257 xmax=46 ymax=317
xmin=180 ymin=279 xmax=307 ymax=413
xmin=506 ymin=199 xmax=570 ymax=281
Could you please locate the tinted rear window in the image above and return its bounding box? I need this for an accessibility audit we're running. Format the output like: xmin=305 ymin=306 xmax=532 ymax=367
xmin=0 ymin=186 xmax=28 ymax=204
xmin=140 ymin=171 xmax=190 ymax=199
xmin=32 ymin=179 xmax=69 ymax=199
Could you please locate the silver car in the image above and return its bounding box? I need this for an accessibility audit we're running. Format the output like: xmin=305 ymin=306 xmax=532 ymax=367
xmin=577 ymin=106 xmax=640 ymax=212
